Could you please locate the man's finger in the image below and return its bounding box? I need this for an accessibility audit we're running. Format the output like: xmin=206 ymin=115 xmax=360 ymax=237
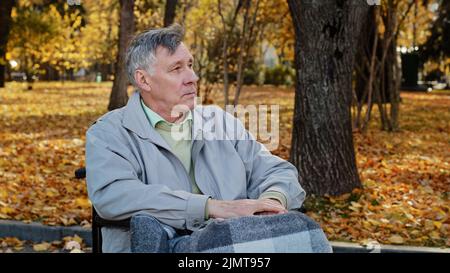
xmin=256 ymin=201 xmax=286 ymax=213
xmin=260 ymin=199 xmax=287 ymax=211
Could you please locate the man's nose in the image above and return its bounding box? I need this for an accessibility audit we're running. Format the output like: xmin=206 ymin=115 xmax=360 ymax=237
xmin=185 ymin=69 xmax=199 ymax=84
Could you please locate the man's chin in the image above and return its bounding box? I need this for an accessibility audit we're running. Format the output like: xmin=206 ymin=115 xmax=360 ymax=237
xmin=173 ymin=101 xmax=195 ymax=114
xmin=181 ymin=97 xmax=196 ymax=110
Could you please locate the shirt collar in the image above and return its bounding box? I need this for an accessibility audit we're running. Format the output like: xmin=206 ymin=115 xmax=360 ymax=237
xmin=140 ymin=98 xmax=192 ymax=128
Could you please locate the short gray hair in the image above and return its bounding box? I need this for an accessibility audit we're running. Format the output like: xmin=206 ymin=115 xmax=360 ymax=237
xmin=125 ymin=24 xmax=185 ymax=87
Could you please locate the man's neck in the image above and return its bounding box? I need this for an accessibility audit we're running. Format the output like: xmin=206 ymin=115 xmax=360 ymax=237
xmin=141 ymin=97 xmax=187 ymax=124
xmin=167 ymin=112 xmax=186 ymax=124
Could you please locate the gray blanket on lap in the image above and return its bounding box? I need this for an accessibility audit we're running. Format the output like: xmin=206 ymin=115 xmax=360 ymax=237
xmin=130 ymin=211 xmax=332 ymax=253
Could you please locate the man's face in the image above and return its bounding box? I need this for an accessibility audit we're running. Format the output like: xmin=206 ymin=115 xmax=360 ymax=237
xmin=146 ymin=42 xmax=199 ymax=114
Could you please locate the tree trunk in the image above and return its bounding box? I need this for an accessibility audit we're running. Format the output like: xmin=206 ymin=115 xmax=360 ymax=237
xmin=164 ymin=0 xmax=178 ymax=27
xmin=233 ymin=0 xmax=251 ymax=107
xmin=218 ymin=0 xmax=243 ymax=108
xmin=288 ymin=0 xmax=367 ymax=196
xmin=0 ymin=0 xmax=15 ymax=88
xmin=233 ymin=0 xmax=260 ymax=106
xmin=108 ymin=0 xmax=135 ymax=111
xmin=386 ymin=1 xmax=400 ymax=131
xmin=353 ymin=6 xmax=377 ymax=130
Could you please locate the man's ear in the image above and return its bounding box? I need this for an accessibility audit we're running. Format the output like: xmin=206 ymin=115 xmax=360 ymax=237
xmin=134 ymin=69 xmax=152 ymax=93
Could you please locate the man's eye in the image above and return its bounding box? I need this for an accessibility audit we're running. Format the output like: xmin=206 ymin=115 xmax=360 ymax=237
xmin=172 ymin=67 xmax=181 ymax=71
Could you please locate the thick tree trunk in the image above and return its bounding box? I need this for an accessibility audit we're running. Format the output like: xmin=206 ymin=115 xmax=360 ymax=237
xmin=108 ymin=0 xmax=135 ymax=111
xmin=288 ymin=0 xmax=368 ymax=196
xmin=164 ymin=0 xmax=178 ymax=27
xmin=0 ymin=0 xmax=15 ymax=88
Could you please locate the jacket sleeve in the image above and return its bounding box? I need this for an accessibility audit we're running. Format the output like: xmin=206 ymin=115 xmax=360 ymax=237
xmin=224 ymin=112 xmax=306 ymax=210
xmin=85 ymin=124 xmax=210 ymax=231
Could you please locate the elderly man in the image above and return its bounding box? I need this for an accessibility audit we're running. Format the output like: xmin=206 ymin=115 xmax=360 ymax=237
xmin=86 ymin=24 xmax=331 ymax=253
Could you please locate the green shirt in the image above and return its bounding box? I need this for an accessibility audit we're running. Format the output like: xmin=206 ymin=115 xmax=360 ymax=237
xmin=141 ymin=99 xmax=207 ymax=219
xmin=140 ymin=99 xmax=201 ymax=194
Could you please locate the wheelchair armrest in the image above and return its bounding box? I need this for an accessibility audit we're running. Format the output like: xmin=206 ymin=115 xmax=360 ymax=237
xmin=92 ymin=206 xmax=130 ymax=228
xmin=75 ymin=167 xmax=86 ymax=179
xmin=94 ymin=214 xmax=130 ymax=228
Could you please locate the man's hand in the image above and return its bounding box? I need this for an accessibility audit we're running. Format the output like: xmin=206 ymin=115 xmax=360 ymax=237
xmin=254 ymin=198 xmax=285 ymax=216
xmin=207 ymin=199 xmax=288 ymax=219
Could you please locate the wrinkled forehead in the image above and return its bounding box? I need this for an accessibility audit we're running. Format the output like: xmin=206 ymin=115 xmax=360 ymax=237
xmin=154 ymin=43 xmax=193 ymax=64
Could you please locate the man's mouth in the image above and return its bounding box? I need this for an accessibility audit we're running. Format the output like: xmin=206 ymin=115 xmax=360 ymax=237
xmin=183 ymin=91 xmax=196 ymax=97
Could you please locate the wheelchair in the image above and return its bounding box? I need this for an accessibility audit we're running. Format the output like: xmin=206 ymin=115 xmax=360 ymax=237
xmin=75 ymin=167 xmax=129 ymax=253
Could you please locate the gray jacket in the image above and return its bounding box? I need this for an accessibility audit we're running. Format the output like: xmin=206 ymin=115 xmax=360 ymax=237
xmin=85 ymin=91 xmax=305 ymax=252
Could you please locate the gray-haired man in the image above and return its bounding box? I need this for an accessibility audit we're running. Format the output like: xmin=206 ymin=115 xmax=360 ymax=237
xmin=85 ymin=24 xmax=331 ymax=253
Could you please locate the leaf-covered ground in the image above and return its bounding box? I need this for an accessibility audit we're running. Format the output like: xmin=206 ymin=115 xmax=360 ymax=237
xmin=0 ymin=235 xmax=90 ymax=253
xmin=0 ymin=82 xmax=448 ymax=247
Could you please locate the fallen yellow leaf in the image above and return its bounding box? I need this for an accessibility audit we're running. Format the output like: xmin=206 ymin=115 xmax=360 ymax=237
xmin=430 ymin=231 xmax=441 ymax=240
xmin=387 ymin=235 xmax=404 ymax=244
xmin=33 ymin=242 xmax=51 ymax=252
xmin=75 ymin=197 xmax=91 ymax=208
xmin=433 ymin=221 xmax=442 ymax=230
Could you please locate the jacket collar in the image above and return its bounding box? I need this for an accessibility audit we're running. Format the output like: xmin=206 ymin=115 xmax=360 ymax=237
xmin=122 ymin=91 xmax=171 ymax=150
